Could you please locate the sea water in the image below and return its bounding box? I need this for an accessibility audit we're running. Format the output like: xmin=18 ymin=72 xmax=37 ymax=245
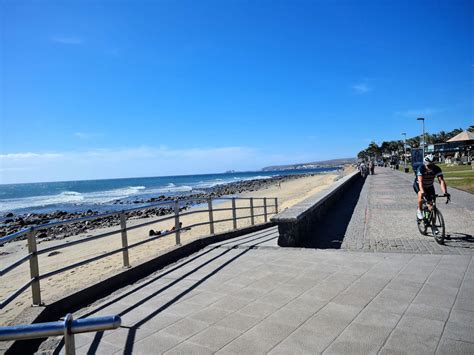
xmin=0 ymin=168 xmax=338 ymax=215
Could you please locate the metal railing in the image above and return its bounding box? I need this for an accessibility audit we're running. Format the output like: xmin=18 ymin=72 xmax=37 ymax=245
xmin=0 ymin=314 xmax=121 ymax=354
xmin=0 ymin=196 xmax=278 ymax=310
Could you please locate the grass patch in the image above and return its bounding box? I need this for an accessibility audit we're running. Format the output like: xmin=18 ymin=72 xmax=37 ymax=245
xmin=438 ymin=164 xmax=472 ymax=172
xmin=443 ymin=169 xmax=474 ymax=194
xmin=444 ymin=177 xmax=474 ymax=194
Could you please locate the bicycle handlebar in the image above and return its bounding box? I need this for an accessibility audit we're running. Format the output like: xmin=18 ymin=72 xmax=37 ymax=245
xmin=422 ymin=193 xmax=451 ymax=204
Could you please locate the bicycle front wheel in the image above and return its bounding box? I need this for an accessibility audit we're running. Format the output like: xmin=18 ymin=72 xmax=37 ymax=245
xmin=417 ymin=216 xmax=428 ymax=236
xmin=431 ymin=209 xmax=446 ymax=245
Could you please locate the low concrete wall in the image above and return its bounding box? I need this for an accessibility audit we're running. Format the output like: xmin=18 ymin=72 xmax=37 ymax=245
xmin=271 ymin=171 xmax=361 ymax=247
xmin=4 ymin=222 xmax=275 ymax=354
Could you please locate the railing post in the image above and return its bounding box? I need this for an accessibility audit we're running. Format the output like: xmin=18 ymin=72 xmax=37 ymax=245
xmin=64 ymin=313 xmax=76 ymax=355
xmin=208 ymin=197 xmax=214 ymax=235
xmin=174 ymin=200 xmax=181 ymax=245
xmin=119 ymin=212 xmax=130 ymax=268
xmin=264 ymin=197 xmax=268 ymax=222
xmin=275 ymin=198 xmax=278 ymax=214
xmin=250 ymin=198 xmax=255 ymax=225
xmin=27 ymin=229 xmax=42 ymax=306
xmin=232 ymin=198 xmax=237 ymax=230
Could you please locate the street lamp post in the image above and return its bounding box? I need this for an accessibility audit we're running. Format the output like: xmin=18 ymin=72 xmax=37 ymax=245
xmin=417 ymin=117 xmax=425 ymax=158
xmin=402 ymin=132 xmax=407 ymax=172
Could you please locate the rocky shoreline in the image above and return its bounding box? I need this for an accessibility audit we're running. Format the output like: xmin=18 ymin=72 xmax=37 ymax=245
xmin=0 ymin=172 xmax=334 ymax=244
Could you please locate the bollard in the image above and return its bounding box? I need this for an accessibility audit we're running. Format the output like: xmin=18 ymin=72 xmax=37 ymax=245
xmin=264 ymin=197 xmax=268 ymax=222
xmin=250 ymin=198 xmax=255 ymax=225
xmin=208 ymin=197 xmax=214 ymax=235
xmin=27 ymin=229 xmax=42 ymax=306
xmin=119 ymin=212 xmax=130 ymax=268
xmin=232 ymin=198 xmax=237 ymax=230
xmin=174 ymin=200 xmax=181 ymax=245
xmin=64 ymin=313 xmax=76 ymax=355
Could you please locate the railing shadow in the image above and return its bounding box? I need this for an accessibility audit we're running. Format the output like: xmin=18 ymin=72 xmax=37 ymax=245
xmin=212 ymin=227 xmax=278 ymax=248
xmin=301 ymin=176 xmax=365 ymax=249
xmin=53 ymin=228 xmax=277 ymax=354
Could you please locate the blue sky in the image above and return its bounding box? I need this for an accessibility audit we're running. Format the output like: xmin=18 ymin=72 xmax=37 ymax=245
xmin=1 ymin=0 xmax=472 ymax=183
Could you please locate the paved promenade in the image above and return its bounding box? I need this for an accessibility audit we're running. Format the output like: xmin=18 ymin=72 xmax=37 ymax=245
xmin=341 ymin=168 xmax=474 ymax=253
xmin=54 ymin=168 xmax=473 ymax=354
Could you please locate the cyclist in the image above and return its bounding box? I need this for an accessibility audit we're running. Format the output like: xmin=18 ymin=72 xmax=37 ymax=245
xmin=414 ymin=154 xmax=450 ymax=220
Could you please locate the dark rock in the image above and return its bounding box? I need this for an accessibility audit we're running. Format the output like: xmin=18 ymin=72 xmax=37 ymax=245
xmin=5 ymin=212 xmax=14 ymax=218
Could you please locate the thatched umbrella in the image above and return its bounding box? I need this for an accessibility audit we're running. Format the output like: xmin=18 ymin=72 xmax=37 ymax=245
xmin=447 ymin=130 xmax=474 ymax=142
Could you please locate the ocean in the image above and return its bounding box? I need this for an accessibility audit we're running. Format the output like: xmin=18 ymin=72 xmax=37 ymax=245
xmin=0 ymin=168 xmax=339 ymax=215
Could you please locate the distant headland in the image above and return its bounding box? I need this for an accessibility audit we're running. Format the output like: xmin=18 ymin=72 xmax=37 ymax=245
xmin=261 ymin=158 xmax=355 ymax=171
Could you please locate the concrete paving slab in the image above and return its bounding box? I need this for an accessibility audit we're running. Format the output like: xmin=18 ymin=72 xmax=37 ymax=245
xmin=187 ymin=307 xmax=232 ymax=325
xmin=436 ymin=337 xmax=474 ymax=354
xmin=132 ymin=332 xmax=183 ymax=354
xmin=214 ymin=312 xmax=261 ymax=333
xmin=268 ymin=326 xmax=335 ymax=354
xmin=380 ymin=328 xmax=441 ymax=354
xmin=443 ymin=309 xmax=474 ymax=343
xmin=186 ymin=326 xmax=241 ymax=352
xmin=323 ymin=340 xmax=381 ymax=355
xmin=164 ymin=341 xmax=213 ymax=355
xmin=217 ymin=320 xmax=295 ymax=354
xmin=404 ymin=303 xmax=451 ymax=322
xmin=160 ymin=318 xmax=209 ymax=340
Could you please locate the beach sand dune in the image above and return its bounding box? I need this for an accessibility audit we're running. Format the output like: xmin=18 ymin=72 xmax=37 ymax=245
xmin=0 ymin=171 xmax=345 ymax=326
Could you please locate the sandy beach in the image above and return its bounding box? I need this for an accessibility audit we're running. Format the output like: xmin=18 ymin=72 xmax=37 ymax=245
xmin=0 ymin=170 xmax=347 ymax=326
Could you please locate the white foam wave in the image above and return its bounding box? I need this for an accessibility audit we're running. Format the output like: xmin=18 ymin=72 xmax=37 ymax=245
xmin=242 ymin=175 xmax=269 ymax=181
xmin=0 ymin=185 xmax=150 ymax=212
xmin=146 ymin=185 xmax=193 ymax=194
xmin=0 ymin=191 xmax=85 ymax=212
xmin=195 ymin=178 xmax=237 ymax=188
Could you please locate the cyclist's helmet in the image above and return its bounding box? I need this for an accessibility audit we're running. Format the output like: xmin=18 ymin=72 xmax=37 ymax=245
xmin=424 ymin=154 xmax=434 ymax=164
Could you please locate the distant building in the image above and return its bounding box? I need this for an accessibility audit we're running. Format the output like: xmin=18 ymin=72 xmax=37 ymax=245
xmin=426 ymin=130 xmax=474 ymax=163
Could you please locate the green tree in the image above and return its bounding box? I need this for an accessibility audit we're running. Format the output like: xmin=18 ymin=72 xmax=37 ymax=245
xmin=367 ymin=141 xmax=381 ymax=159
xmin=407 ymin=136 xmax=420 ymax=148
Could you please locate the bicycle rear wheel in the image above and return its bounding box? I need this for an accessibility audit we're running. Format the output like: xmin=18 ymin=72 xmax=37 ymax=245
xmin=431 ymin=209 xmax=445 ymax=245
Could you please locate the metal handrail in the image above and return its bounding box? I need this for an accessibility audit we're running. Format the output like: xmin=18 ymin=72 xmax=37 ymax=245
xmin=0 ymin=314 xmax=121 ymax=355
xmin=0 ymin=196 xmax=278 ymax=310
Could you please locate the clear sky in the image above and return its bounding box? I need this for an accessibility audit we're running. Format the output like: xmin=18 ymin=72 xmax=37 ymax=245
xmin=1 ymin=0 xmax=473 ymax=183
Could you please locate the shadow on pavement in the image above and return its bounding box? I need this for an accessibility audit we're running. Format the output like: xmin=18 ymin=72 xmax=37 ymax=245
xmin=54 ymin=229 xmax=277 ymax=355
xmin=445 ymin=232 xmax=474 ymax=248
xmin=301 ymin=176 xmax=365 ymax=249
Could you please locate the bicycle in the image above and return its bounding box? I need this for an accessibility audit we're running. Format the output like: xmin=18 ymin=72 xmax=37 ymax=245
xmin=417 ymin=193 xmax=450 ymax=245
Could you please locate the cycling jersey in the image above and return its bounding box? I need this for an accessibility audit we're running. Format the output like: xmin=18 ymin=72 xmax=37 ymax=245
xmin=415 ymin=164 xmax=443 ymax=188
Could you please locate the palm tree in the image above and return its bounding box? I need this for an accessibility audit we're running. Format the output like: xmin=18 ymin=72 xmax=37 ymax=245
xmin=438 ymin=130 xmax=449 ymax=142
xmin=407 ymin=136 xmax=420 ymax=148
